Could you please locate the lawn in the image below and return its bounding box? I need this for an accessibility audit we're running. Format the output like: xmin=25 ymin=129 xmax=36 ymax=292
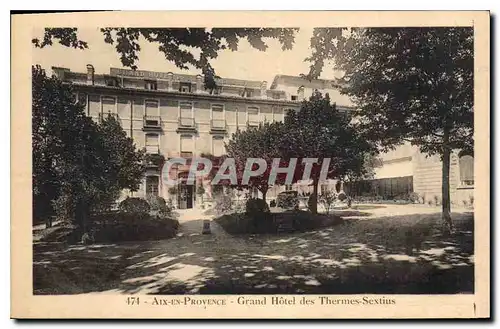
xmin=33 ymin=206 xmax=474 ymax=295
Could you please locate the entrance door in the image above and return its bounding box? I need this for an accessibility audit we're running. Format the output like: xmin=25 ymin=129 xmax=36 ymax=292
xmin=178 ymin=184 xmax=194 ymax=209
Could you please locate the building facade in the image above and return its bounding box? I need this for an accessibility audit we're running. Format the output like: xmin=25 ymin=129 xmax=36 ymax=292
xmin=55 ymin=65 xmax=308 ymax=208
xmin=54 ymin=65 xmax=473 ymax=208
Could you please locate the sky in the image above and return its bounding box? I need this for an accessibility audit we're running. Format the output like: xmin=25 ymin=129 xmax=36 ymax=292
xmin=32 ymin=28 xmax=339 ymax=85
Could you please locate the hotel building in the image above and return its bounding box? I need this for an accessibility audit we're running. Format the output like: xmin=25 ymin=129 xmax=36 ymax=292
xmin=53 ymin=65 xmax=473 ymax=208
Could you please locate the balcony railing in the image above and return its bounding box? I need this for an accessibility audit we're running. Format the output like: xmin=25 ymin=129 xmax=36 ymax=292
xmin=145 ymin=145 xmax=160 ymax=154
xmin=180 ymin=151 xmax=193 ymax=158
xmin=143 ymin=115 xmax=161 ymax=130
xmin=210 ymin=119 xmax=227 ymax=131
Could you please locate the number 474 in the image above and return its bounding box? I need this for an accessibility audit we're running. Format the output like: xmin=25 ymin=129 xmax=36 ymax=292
xmin=126 ymin=297 xmax=140 ymax=305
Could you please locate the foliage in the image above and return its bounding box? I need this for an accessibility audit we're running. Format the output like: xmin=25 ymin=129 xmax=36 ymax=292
xmin=280 ymin=91 xmax=375 ymax=213
xmin=307 ymin=27 xmax=473 ymax=231
xmin=225 ymin=121 xmax=287 ymax=200
xmin=269 ymin=199 xmax=277 ymax=207
xmin=90 ymin=212 xmax=179 ymax=243
xmin=214 ymin=210 xmax=343 ymax=235
xmin=337 ymin=191 xmax=347 ymax=202
xmin=276 ymin=192 xmax=299 ymax=210
xmin=146 ymin=195 xmax=172 ymax=218
xmin=33 ymin=28 xmax=298 ymax=91
xmin=168 ymin=186 xmax=178 ymax=195
xmin=32 ymin=66 xmax=146 ymax=229
xmin=214 ymin=194 xmax=233 ymax=215
xmin=319 ymin=190 xmax=337 ymax=214
xmin=119 ymin=197 xmax=150 ymax=214
xmin=245 ymin=198 xmax=270 ymax=218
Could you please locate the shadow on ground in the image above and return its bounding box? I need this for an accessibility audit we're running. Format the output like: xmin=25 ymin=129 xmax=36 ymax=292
xmin=33 ymin=211 xmax=474 ymax=295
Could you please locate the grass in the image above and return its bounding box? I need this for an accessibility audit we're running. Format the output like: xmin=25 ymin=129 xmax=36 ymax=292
xmin=33 ymin=206 xmax=474 ymax=295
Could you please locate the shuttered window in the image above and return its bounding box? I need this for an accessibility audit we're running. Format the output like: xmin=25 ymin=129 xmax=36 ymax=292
xmin=212 ymin=136 xmax=225 ymax=156
xmin=145 ymin=100 xmax=159 ymax=117
xmin=180 ymin=134 xmax=194 ymax=157
xmin=145 ymin=133 xmax=159 ymax=153
xmin=102 ymin=97 xmax=116 ymax=114
xmin=459 ymin=154 xmax=474 ymax=186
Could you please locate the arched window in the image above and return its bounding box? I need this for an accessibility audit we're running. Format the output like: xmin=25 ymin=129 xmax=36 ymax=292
xmin=459 ymin=152 xmax=474 ymax=186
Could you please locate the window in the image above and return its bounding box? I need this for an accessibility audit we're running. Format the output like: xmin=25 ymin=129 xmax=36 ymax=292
xmin=77 ymin=92 xmax=87 ymax=108
xmin=179 ymin=102 xmax=194 ymax=127
xmin=211 ymin=104 xmax=225 ymax=129
xmin=291 ymin=95 xmax=298 ymax=101
xmin=145 ymin=133 xmax=159 ymax=154
xmin=285 ymin=184 xmax=293 ymax=191
xmin=179 ymin=82 xmax=192 ymax=93
xmin=145 ymin=80 xmax=157 ymax=90
xmin=180 ymin=134 xmax=194 ymax=158
xmin=102 ymin=97 xmax=116 ymax=114
xmin=212 ymin=136 xmax=225 ymax=156
xmin=247 ymin=106 xmax=259 ymax=126
xmin=459 ymin=154 xmax=474 ymax=186
xmin=146 ymin=176 xmax=159 ymax=196
xmin=145 ymin=100 xmax=159 ymax=117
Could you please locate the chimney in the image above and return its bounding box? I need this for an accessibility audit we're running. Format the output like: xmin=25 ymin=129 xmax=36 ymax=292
xmin=196 ymin=74 xmax=203 ymax=93
xmin=298 ymin=85 xmax=305 ymax=101
xmin=261 ymin=81 xmax=267 ymax=99
xmin=167 ymin=72 xmax=174 ymax=90
xmin=86 ymin=64 xmax=95 ymax=85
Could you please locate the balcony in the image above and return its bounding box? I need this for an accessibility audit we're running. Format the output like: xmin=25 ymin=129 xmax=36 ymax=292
xmin=177 ymin=117 xmax=197 ymax=133
xmin=143 ymin=115 xmax=162 ymax=131
xmin=210 ymin=119 xmax=227 ymax=133
xmin=144 ymin=151 xmax=165 ymax=170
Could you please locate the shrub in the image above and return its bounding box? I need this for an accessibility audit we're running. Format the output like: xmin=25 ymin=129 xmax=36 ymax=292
xmin=119 ymin=197 xmax=150 ymax=213
xmin=469 ymin=195 xmax=474 ymax=208
xmin=214 ymin=194 xmax=233 ymax=215
xmin=433 ymin=195 xmax=440 ymax=206
xmin=270 ymin=199 xmax=277 ymax=207
xmin=277 ymin=191 xmax=299 ymax=209
xmin=90 ymin=212 xmax=179 ymax=243
xmin=408 ymin=192 xmax=420 ymax=203
xmin=337 ymin=191 xmax=347 ymax=202
xmin=245 ymin=198 xmax=270 ymax=218
xmin=146 ymin=195 xmax=172 ymax=217
xmin=319 ymin=190 xmax=336 ymax=214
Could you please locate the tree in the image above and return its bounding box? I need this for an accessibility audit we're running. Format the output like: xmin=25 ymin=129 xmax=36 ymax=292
xmin=32 ymin=66 xmax=146 ymax=230
xmin=307 ymin=28 xmax=473 ymax=231
xmin=33 ymin=28 xmax=298 ymax=89
xmin=280 ymin=91 xmax=374 ymax=214
xmin=319 ymin=189 xmax=337 ymax=215
xmin=225 ymin=121 xmax=286 ymax=201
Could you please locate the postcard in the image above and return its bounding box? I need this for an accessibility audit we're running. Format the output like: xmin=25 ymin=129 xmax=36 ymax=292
xmin=11 ymin=10 xmax=490 ymax=319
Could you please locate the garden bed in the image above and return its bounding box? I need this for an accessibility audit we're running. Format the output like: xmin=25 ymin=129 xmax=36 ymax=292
xmin=214 ymin=210 xmax=344 ymax=235
xmin=36 ymin=211 xmax=180 ymax=244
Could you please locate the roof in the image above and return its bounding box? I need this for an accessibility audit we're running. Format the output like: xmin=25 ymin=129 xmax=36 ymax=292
xmin=270 ymin=74 xmax=336 ymax=90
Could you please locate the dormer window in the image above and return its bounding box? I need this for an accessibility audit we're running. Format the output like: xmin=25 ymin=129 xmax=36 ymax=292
xmin=145 ymin=80 xmax=157 ymax=90
xmin=179 ymin=82 xmax=192 ymax=93
xmin=242 ymin=88 xmax=254 ymax=98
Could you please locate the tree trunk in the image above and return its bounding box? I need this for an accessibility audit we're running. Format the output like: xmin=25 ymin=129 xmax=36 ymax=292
xmin=442 ymin=142 xmax=453 ymax=234
xmin=260 ymin=187 xmax=268 ymax=203
xmin=310 ymin=177 xmax=319 ymax=214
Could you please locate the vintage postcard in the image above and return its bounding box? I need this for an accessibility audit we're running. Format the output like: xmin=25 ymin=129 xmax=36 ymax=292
xmin=11 ymin=11 xmax=490 ymax=319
